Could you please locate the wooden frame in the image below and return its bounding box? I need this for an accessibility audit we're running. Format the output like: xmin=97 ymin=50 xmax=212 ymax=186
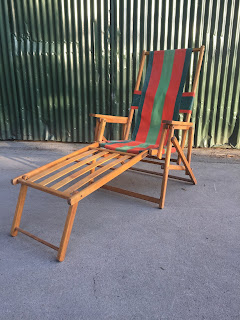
xmin=11 ymin=46 xmax=204 ymax=261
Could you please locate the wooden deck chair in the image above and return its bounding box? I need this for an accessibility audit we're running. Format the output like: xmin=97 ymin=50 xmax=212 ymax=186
xmin=11 ymin=46 xmax=205 ymax=261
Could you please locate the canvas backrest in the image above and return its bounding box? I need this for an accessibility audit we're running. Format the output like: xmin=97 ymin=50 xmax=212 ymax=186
xmin=130 ymin=49 xmax=192 ymax=144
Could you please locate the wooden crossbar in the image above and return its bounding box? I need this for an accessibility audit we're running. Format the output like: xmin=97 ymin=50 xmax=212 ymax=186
xmin=16 ymin=227 xmax=59 ymax=251
xmin=101 ymin=185 xmax=159 ymax=204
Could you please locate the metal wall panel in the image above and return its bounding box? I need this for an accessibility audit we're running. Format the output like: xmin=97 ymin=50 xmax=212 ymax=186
xmin=0 ymin=0 xmax=239 ymax=147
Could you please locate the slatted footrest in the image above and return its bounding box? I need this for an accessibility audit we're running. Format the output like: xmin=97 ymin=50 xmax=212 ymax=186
xmin=13 ymin=143 xmax=149 ymax=205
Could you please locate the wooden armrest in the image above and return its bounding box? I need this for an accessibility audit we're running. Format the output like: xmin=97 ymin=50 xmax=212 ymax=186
xmin=162 ymin=120 xmax=193 ymax=128
xmin=90 ymin=113 xmax=128 ymax=124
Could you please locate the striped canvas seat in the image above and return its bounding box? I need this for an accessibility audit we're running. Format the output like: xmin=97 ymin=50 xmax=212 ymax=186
xmin=101 ymin=48 xmax=193 ymax=154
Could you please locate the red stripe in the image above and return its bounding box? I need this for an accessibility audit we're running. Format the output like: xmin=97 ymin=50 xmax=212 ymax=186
xmin=127 ymin=143 xmax=158 ymax=153
xmin=104 ymin=141 xmax=140 ymax=151
xmin=135 ymin=51 xmax=165 ymax=142
xmin=182 ymin=92 xmax=195 ymax=97
xmin=131 ymin=106 xmax=138 ymax=110
xmin=156 ymin=49 xmax=187 ymax=145
xmin=179 ymin=109 xmax=192 ymax=114
xmin=134 ymin=90 xmax=142 ymax=95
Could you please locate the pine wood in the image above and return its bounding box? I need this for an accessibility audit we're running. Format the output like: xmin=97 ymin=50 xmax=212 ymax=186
xmin=90 ymin=114 xmax=128 ymax=124
xmin=69 ymin=150 xmax=148 ymax=205
xmin=39 ymin=151 xmax=108 ymax=186
xmin=97 ymin=119 xmax=107 ymax=142
xmin=29 ymin=149 xmax=96 ymax=182
xmin=94 ymin=119 xmax=100 ymax=141
xmin=101 ymin=185 xmax=159 ymax=204
xmin=124 ymin=51 xmax=147 ymax=140
xmin=159 ymin=126 xmax=175 ymax=209
xmin=171 ymin=136 xmax=197 ymax=185
xmin=16 ymin=227 xmax=59 ymax=251
xmin=177 ymin=113 xmax=191 ymax=165
xmin=57 ymin=203 xmax=78 ymax=262
xmin=187 ymin=127 xmax=194 ymax=165
xmin=65 ymin=154 xmax=130 ymax=195
xmin=157 ymin=124 xmax=168 ymax=159
xmin=11 ymin=185 xmax=28 ymax=236
xmin=52 ymin=152 xmax=118 ymax=190
xmin=18 ymin=178 xmax=69 ymax=199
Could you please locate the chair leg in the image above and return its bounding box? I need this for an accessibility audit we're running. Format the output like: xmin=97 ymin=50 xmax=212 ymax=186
xmin=159 ymin=127 xmax=174 ymax=209
xmin=57 ymin=203 xmax=78 ymax=262
xmin=171 ymin=136 xmax=197 ymax=185
xmin=11 ymin=185 xmax=28 ymax=237
xmin=94 ymin=119 xmax=100 ymax=141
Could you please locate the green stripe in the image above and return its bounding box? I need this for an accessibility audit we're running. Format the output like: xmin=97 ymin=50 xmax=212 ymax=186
xmin=113 ymin=142 xmax=154 ymax=152
xmin=145 ymin=50 xmax=175 ymax=144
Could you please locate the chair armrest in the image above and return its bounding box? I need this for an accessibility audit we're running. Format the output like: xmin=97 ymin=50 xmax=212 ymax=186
xmin=90 ymin=113 xmax=128 ymax=124
xmin=162 ymin=120 xmax=193 ymax=128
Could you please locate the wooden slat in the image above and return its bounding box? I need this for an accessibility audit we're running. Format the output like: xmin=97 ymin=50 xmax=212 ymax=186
xmin=69 ymin=150 xmax=148 ymax=205
xmin=95 ymin=147 xmax=138 ymax=157
xmin=164 ymin=164 xmax=186 ymax=170
xmin=18 ymin=178 xmax=69 ymax=199
xmin=162 ymin=120 xmax=193 ymax=126
xmin=16 ymin=227 xmax=59 ymax=251
xmin=101 ymin=185 xmax=159 ymax=204
xmin=11 ymin=142 xmax=99 ymax=185
xmin=65 ymin=154 xmax=130 ymax=195
xmin=52 ymin=153 xmax=119 ymax=190
xmin=39 ymin=151 xmax=109 ymax=186
xmin=29 ymin=149 xmax=97 ymax=182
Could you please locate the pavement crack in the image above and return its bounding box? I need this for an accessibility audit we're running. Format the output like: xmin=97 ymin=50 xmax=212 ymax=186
xmin=93 ymin=276 xmax=97 ymax=299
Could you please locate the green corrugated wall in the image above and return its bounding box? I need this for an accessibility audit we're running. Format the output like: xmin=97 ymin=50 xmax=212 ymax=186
xmin=0 ymin=0 xmax=239 ymax=147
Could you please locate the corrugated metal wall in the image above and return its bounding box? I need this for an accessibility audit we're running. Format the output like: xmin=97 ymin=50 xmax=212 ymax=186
xmin=0 ymin=0 xmax=239 ymax=147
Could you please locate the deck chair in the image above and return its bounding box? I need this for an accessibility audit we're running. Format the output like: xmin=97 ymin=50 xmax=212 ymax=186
xmin=11 ymin=46 xmax=205 ymax=261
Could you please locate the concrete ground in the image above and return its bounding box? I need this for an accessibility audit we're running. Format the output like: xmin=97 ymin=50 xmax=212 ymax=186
xmin=0 ymin=141 xmax=240 ymax=320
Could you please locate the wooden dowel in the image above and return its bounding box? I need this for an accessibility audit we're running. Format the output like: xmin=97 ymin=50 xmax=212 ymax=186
xmin=101 ymin=185 xmax=159 ymax=204
xmin=16 ymin=227 xmax=59 ymax=251
xmin=18 ymin=179 xmax=69 ymax=200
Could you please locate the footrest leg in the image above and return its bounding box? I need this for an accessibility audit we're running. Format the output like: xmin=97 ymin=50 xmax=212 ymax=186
xmin=57 ymin=203 xmax=78 ymax=262
xmin=11 ymin=185 xmax=28 ymax=237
